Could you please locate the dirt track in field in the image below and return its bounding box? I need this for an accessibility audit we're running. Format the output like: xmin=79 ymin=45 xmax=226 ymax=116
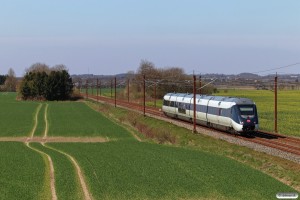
xmin=16 ymin=103 xmax=99 ymax=199
xmin=45 ymin=144 xmax=94 ymax=200
xmin=26 ymin=142 xmax=58 ymax=200
xmin=0 ymin=136 xmax=109 ymax=143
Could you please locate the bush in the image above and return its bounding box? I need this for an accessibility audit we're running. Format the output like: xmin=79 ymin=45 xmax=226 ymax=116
xmin=19 ymin=70 xmax=73 ymax=101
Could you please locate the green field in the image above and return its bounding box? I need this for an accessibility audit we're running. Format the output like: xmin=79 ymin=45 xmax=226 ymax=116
xmin=50 ymin=141 xmax=295 ymax=200
xmin=47 ymin=101 xmax=132 ymax=139
xmin=31 ymin=143 xmax=83 ymax=200
xmin=81 ymin=87 xmax=123 ymax=98
xmin=0 ymin=93 xmax=40 ymax=136
xmin=215 ymin=89 xmax=300 ymax=136
xmin=0 ymin=142 xmax=49 ymax=200
xmin=0 ymin=92 xmax=299 ymax=199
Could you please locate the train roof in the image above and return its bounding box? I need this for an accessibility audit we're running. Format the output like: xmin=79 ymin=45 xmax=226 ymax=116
xmin=164 ymin=93 xmax=255 ymax=105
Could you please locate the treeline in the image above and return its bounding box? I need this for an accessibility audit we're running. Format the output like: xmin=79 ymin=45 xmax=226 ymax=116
xmin=19 ymin=63 xmax=73 ymax=100
xmin=72 ymin=60 xmax=216 ymax=100
xmin=0 ymin=75 xmax=7 ymax=85
xmin=129 ymin=60 xmax=215 ymax=99
xmin=0 ymin=68 xmax=17 ymax=92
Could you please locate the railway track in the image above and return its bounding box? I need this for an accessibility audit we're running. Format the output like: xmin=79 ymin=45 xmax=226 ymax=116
xmin=85 ymin=94 xmax=300 ymax=157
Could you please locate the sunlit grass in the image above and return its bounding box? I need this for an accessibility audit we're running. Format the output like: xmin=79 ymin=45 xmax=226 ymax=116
xmin=0 ymin=92 xmax=299 ymax=199
xmin=51 ymin=141 xmax=296 ymax=200
xmin=31 ymin=143 xmax=83 ymax=200
xmin=0 ymin=93 xmax=39 ymax=136
xmin=0 ymin=142 xmax=49 ymax=199
xmin=92 ymin=100 xmax=300 ymax=192
xmin=47 ymin=101 xmax=132 ymax=139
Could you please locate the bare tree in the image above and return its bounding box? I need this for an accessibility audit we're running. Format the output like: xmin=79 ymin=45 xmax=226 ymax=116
xmin=51 ymin=64 xmax=68 ymax=72
xmin=26 ymin=63 xmax=50 ymax=74
xmin=5 ymin=68 xmax=17 ymax=92
xmin=137 ymin=60 xmax=160 ymax=79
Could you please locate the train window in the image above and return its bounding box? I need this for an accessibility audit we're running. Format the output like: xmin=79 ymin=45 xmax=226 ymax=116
xmin=187 ymin=104 xmax=191 ymax=110
xmin=238 ymin=105 xmax=254 ymax=116
xmin=163 ymin=100 xmax=170 ymax=106
xmin=170 ymin=101 xmax=175 ymax=107
xmin=222 ymin=108 xmax=230 ymax=117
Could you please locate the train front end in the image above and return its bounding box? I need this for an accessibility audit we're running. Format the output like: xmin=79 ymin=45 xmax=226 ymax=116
xmin=232 ymin=104 xmax=259 ymax=133
xmin=239 ymin=104 xmax=259 ymax=132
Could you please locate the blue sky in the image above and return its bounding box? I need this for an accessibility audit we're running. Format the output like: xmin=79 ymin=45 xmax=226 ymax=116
xmin=0 ymin=0 xmax=299 ymax=76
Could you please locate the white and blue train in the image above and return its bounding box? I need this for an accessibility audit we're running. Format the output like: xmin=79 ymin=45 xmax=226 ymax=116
xmin=162 ymin=93 xmax=259 ymax=133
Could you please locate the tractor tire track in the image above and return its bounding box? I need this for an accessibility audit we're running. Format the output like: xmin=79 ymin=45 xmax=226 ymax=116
xmin=29 ymin=103 xmax=42 ymax=138
xmin=44 ymin=144 xmax=93 ymax=200
xmin=25 ymin=103 xmax=57 ymax=200
xmin=26 ymin=143 xmax=57 ymax=200
xmin=43 ymin=103 xmax=49 ymax=138
xmin=42 ymin=102 xmax=92 ymax=199
xmin=26 ymin=102 xmax=93 ymax=200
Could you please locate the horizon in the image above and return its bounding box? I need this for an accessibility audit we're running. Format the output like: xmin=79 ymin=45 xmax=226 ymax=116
xmin=70 ymin=71 xmax=300 ymax=77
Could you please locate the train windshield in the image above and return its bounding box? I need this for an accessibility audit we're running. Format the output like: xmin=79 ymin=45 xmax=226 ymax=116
xmin=238 ymin=105 xmax=255 ymax=116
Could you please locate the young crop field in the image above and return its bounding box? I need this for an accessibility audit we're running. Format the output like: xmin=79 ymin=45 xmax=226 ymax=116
xmin=47 ymin=101 xmax=132 ymax=139
xmin=0 ymin=93 xmax=40 ymax=136
xmin=0 ymin=142 xmax=50 ymax=200
xmin=0 ymin=92 xmax=299 ymax=199
xmin=215 ymin=89 xmax=300 ymax=136
xmin=31 ymin=143 xmax=84 ymax=200
xmin=49 ymin=141 xmax=296 ymax=200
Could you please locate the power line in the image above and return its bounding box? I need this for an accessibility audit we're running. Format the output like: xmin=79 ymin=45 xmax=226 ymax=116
xmin=197 ymin=78 xmax=218 ymax=91
xmin=252 ymin=62 xmax=300 ymax=74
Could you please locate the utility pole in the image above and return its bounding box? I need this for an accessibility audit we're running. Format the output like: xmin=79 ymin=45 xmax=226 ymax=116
xmin=275 ymin=73 xmax=278 ymax=133
xmin=193 ymin=75 xmax=196 ymax=133
xmin=154 ymin=82 xmax=157 ymax=108
xmin=143 ymin=75 xmax=146 ymax=117
xmin=127 ymin=79 xmax=130 ymax=102
xmin=99 ymin=79 xmax=101 ymax=96
xmin=91 ymin=80 xmax=93 ymax=95
xmin=86 ymin=79 xmax=88 ymax=99
xmin=96 ymin=78 xmax=99 ymax=102
xmin=199 ymin=75 xmax=202 ymax=95
xmin=110 ymin=79 xmax=112 ymax=98
xmin=79 ymin=79 xmax=82 ymax=94
xmin=114 ymin=77 xmax=117 ymax=107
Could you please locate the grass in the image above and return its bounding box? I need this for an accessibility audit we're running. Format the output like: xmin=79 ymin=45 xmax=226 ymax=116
xmin=47 ymin=101 xmax=132 ymax=139
xmin=0 ymin=142 xmax=50 ymax=200
xmin=145 ymin=99 xmax=163 ymax=108
xmin=0 ymin=92 xmax=299 ymax=199
xmin=214 ymin=89 xmax=300 ymax=136
xmin=34 ymin=103 xmax=47 ymax=137
xmin=31 ymin=143 xmax=84 ymax=200
xmin=0 ymin=92 xmax=39 ymax=137
xmin=91 ymin=100 xmax=300 ymax=192
xmin=81 ymin=88 xmax=123 ymax=98
xmin=50 ymin=141 xmax=296 ymax=200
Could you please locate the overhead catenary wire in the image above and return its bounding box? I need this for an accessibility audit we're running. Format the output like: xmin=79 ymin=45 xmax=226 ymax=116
xmin=197 ymin=78 xmax=218 ymax=91
xmin=252 ymin=62 xmax=300 ymax=74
